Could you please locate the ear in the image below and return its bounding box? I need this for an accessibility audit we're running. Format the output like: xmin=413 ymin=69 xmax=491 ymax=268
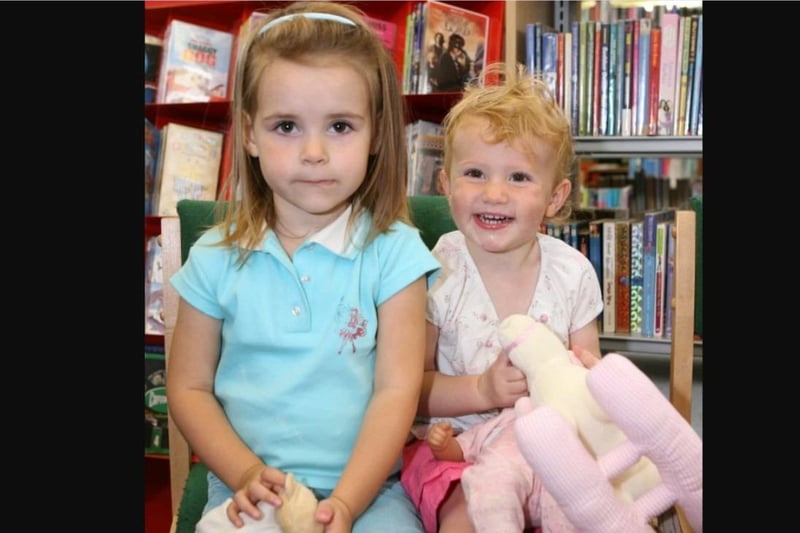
xmin=545 ymin=178 xmax=571 ymax=218
xmin=243 ymin=113 xmax=259 ymax=158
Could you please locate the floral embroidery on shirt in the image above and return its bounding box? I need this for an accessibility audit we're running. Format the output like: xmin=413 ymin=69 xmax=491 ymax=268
xmin=338 ymin=306 xmax=367 ymax=355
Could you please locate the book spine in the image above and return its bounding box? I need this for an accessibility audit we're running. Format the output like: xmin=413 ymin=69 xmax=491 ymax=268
xmin=602 ymin=220 xmax=616 ymax=333
xmin=556 ymin=32 xmax=565 ymax=109
xmin=629 ymin=19 xmax=640 ymax=136
xmin=579 ymin=21 xmax=591 ymax=136
xmin=525 ymin=23 xmax=536 ymax=75
xmin=607 ymin=22 xmax=619 ymax=136
xmin=599 ymin=23 xmax=610 ymax=136
xmin=570 ymin=21 xmax=580 ymax=136
xmin=663 ymin=221 xmax=677 ymax=338
xmin=615 ymin=220 xmax=631 ymax=334
xmin=653 ymin=221 xmax=668 ymax=337
xmin=657 ymin=13 xmax=679 ymax=136
xmin=592 ymin=21 xmax=602 ymax=136
xmin=621 ymin=19 xmax=634 ymax=136
xmin=635 ymin=17 xmax=651 ymax=136
xmin=402 ymin=10 xmax=415 ymax=92
xmin=629 ymin=219 xmax=644 ymax=334
xmin=688 ymin=14 xmax=703 ymax=136
xmin=589 ymin=220 xmax=604 ymax=294
xmin=642 ymin=209 xmax=674 ymax=336
xmin=676 ymin=15 xmax=693 ymax=136
xmin=682 ymin=15 xmax=699 ymax=135
xmin=647 ymin=27 xmax=661 ymax=136
xmin=542 ymin=32 xmax=558 ymax=98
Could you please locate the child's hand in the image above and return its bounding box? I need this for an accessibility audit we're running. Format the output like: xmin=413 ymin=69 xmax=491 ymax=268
xmin=572 ymin=345 xmax=601 ymax=369
xmin=226 ymin=463 xmax=286 ymax=526
xmin=315 ymin=495 xmax=354 ymax=533
xmin=427 ymin=421 xmax=454 ymax=453
xmin=478 ymin=351 xmax=528 ymax=409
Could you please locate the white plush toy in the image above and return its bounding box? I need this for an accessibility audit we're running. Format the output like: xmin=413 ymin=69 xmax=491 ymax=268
xmin=195 ymin=472 xmax=323 ymax=533
xmin=498 ymin=314 xmax=661 ymax=503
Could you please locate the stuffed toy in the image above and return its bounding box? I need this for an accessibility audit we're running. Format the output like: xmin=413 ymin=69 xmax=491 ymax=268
xmin=195 ymin=472 xmax=323 ymax=533
xmin=499 ymin=314 xmax=703 ymax=533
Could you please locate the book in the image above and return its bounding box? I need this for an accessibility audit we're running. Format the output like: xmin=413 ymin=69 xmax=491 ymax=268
xmin=657 ymin=12 xmax=680 ymax=135
xmin=641 ymin=208 xmax=675 ymax=337
xmin=407 ymin=119 xmax=445 ymax=195
xmin=675 ymin=15 xmax=693 ymax=136
xmin=629 ymin=218 xmax=645 ymax=334
xmin=602 ymin=219 xmax=616 ymax=333
xmin=578 ymin=21 xmax=591 ymax=136
xmin=542 ymin=31 xmax=558 ymax=99
xmin=144 ymin=351 xmax=169 ymax=453
xmin=687 ymin=14 xmax=703 ymax=136
xmin=614 ymin=219 xmax=631 ymax=334
xmin=591 ymin=21 xmax=601 ymax=136
xmin=144 ymin=118 xmax=161 ymax=216
xmin=653 ymin=220 xmax=669 ymax=337
xmin=144 ymin=235 xmax=165 ymax=336
xmin=365 ymin=14 xmax=398 ymax=51
xmin=419 ymin=0 xmax=490 ymax=94
xmin=569 ymin=22 xmax=580 ymax=133
xmin=682 ymin=15 xmax=700 ymax=136
xmin=145 ymin=34 xmax=163 ymax=104
xmin=629 ymin=18 xmax=639 ymax=137
xmin=154 ymin=123 xmax=224 ymax=217
xmin=598 ymin=23 xmax=610 ymax=136
xmin=663 ymin=221 xmax=677 ymax=338
xmin=620 ymin=19 xmax=634 ymax=136
xmin=646 ymin=26 xmax=661 ymax=136
xmin=634 ymin=17 xmax=651 ymax=136
xmin=156 ymin=19 xmax=234 ymax=104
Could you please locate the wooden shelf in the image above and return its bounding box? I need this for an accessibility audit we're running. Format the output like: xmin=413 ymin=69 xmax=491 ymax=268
xmin=574 ymin=136 xmax=703 ymax=158
xmin=600 ymin=333 xmax=703 ymax=360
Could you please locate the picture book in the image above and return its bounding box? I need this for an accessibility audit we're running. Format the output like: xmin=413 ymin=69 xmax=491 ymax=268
xmin=145 ymin=33 xmax=163 ymax=104
xmin=144 ymin=118 xmax=161 ymax=216
xmin=417 ymin=0 xmax=489 ymax=94
xmin=156 ymin=19 xmax=234 ymax=104
xmin=154 ymin=123 xmax=224 ymax=217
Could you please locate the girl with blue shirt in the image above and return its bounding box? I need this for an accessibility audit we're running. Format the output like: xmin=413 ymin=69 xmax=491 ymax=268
xmin=167 ymin=3 xmax=438 ymax=531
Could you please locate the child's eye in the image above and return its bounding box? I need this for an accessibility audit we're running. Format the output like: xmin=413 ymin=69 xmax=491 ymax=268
xmin=275 ymin=121 xmax=298 ymax=134
xmin=509 ymin=172 xmax=532 ymax=183
xmin=330 ymin=121 xmax=353 ymax=134
xmin=464 ymin=168 xmax=484 ymax=178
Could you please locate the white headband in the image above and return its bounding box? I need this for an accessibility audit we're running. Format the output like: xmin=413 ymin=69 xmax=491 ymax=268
xmin=258 ymin=12 xmax=357 ymax=35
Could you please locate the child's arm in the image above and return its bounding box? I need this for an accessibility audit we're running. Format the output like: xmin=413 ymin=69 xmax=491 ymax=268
xmin=568 ymin=319 xmax=602 ymax=364
xmin=427 ymin=421 xmax=464 ymax=462
xmin=319 ymin=277 xmax=428 ymax=527
xmin=418 ymin=321 xmax=528 ymax=418
xmin=167 ymin=298 xmax=285 ymax=525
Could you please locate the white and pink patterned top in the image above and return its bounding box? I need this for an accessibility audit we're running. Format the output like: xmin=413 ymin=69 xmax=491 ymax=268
xmin=417 ymin=230 xmax=603 ymax=435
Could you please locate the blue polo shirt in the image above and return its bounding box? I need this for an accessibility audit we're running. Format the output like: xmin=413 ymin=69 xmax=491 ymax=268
xmin=170 ymin=207 xmax=440 ymax=490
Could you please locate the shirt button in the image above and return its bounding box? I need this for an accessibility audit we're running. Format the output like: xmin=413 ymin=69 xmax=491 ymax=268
xmin=291 ymin=306 xmax=301 ymax=317
xmin=301 ymin=275 xmax=311 ymax=283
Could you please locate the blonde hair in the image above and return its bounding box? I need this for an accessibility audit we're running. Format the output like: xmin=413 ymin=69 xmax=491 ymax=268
xmin=442 ymin=63 xmax=575 ymax=221
xmin=217 ymin=2 xmax=409 ymax=261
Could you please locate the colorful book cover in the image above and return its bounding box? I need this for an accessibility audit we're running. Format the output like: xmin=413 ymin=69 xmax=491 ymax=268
xmin=154 ymin=123 xmax=224 ymax=217
xmin=629 ymin=219 xmax=644 ymax=334
xmin=647 ymin=27 xmax=661 ymax=136
xmin=418 ymin=0 xmax=489 ymax=94
xmin=683 ymin=15 xmax=700 ymax=136
xmin=614 ymin=219 xmax=631 ymax=334
xmin=144 ymin=118 xmax=161 ymax=216
xmin=657 ymin=12 xmax=679 ymax=136
xmin=653 ymin=221 xmax=669 ymax=337
xmin=156 ymin=19 xmax=234 ymax=104
xmin=145 ymin=34 xmax=163 ymax=104
xmin=642 ymin=208 xmax=675 ymax=337
xmin=606 ymin=21 xmax=618 ymax=136
xmin=602 ymin=219 xmax=616 ymax=333
xmin=671 ymin=14 xmax=686 ymax=136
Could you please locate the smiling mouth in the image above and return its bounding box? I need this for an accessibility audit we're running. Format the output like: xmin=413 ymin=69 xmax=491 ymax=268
xmin=476 ymin=214 xmax=513 ymax=225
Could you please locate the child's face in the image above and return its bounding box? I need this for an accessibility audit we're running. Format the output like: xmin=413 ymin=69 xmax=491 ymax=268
xmin=445 ymin=116 xmax=568 ymax=254
xmin=244 ymin=56 xmax=372 ymax=224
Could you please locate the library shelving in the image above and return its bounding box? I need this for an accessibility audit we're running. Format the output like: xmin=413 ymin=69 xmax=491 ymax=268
xmin=144 ymin=2 xmax=703 ymax=530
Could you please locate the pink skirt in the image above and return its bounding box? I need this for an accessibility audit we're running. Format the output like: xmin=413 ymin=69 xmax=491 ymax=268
xmin=401 ymin=439 xmax=470 ymax=533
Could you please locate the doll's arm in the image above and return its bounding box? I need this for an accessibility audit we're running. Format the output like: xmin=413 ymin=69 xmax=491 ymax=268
xmin=427 ymin=421 xmax=465 ymax=462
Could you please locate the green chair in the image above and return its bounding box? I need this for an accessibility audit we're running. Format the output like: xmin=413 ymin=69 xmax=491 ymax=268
xmin=161 ymin=196 xmax=455 ymax=533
